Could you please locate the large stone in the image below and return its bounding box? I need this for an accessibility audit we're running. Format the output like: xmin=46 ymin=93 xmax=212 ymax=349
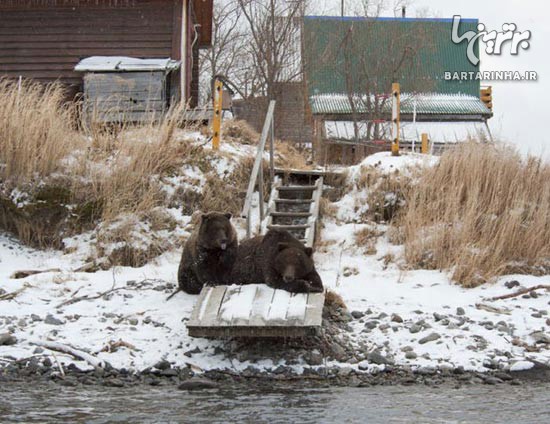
xmin=0 ymin=333 xmax=16 ymax=346
xmin=419 ymin=333 xmax=441 ymax=344
xmin=178 ymin=378 xmax=218 ymax=391
xmin=44 ymin=314 xmax=64 ymax=326
xmin=367 ymin=352 xmax=394 ymax=365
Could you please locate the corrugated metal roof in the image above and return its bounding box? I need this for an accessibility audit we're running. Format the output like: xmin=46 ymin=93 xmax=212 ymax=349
xmin=310 ymin=93 xmax=491 ymax=117
xmin=303 ymin=16 xmax=480 ymax=98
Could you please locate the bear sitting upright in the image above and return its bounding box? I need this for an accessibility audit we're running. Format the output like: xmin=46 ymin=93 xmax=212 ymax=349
xmin=230 ymin=228 xmax=323 ymax=293
xmin=175 ymin=211 xmax=238 ymax=295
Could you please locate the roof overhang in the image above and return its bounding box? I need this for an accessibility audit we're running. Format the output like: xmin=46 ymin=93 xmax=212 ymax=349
xmin=309 ymin=93 xmax=492 ymax=121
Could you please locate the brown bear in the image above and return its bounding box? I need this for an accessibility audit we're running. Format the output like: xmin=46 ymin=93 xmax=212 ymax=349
xmin=170 ymin=212 xmax=238 ymax=297
xmin=230 ymin=228 xmax=323 ymax=293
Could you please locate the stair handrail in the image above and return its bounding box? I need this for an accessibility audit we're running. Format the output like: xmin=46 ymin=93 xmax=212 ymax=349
xmin=242 ymin=100 xmax=276 ymax=238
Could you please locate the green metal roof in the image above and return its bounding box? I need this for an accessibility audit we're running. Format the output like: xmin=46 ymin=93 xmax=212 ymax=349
xmin=310 ymin=93 xmax=491 ymax=118
xmin=303 ymin=16 xmax=480 ymax=98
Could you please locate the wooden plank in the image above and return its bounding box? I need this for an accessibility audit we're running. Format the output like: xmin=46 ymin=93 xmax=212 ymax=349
xmin=230 ymin=285 xmax=258 ymax=326
xmin=267 ymin=290 xmax=292 ymax=324
xmin=218 ymin=285 xmax=241 ymax=324
xmin=197 ymin=286 xmax=227 ymax=327
xmin=286 ymin=293 xmax=308 ymax=322
xmin=187 ymin=325 xmax=320 ymax=338
xmin=248 ymin=285 xmax=276 ymax=327
xmin=187 ymin=286 xmax=213 ymax=327
xmin=304 ymin=293 xmax=325 ymax=326
xmin=305 ymin=176 xmax=324 ymax=249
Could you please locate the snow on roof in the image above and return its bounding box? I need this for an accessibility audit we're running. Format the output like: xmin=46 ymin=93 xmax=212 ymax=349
xmin=310 ymin=92 xmax=492 ymax=117
xmin=75 ymin=56 xmax=181 ymax=72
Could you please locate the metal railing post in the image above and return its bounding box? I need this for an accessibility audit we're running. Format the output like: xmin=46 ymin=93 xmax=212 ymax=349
xmin=258 ymin=160 xmax=265 ymax=223
xmin=241 ymin=100 xmax=276 ymax=237
xmin=270 ymin=118 xmax=275 ymax=183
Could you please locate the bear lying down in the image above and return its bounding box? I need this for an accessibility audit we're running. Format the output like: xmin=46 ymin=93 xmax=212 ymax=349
xmin=230 ymin=229 xmax=324 ymax=293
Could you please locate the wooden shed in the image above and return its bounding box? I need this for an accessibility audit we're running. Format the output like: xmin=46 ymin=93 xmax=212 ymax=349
xmin=0 ymin=0 xmax=213 ymax=106
xmin=75 ymin=56 xmax=181 ymax=122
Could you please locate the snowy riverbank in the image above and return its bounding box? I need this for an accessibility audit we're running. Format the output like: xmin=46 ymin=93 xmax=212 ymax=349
xmin=1 ymin=152 xmax=549 ymax=383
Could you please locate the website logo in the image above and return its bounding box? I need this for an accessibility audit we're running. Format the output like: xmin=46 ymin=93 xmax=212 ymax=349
xmin=451 ymin=15 xmax=531 ymax=66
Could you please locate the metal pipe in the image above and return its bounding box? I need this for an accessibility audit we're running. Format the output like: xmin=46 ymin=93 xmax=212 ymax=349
xmin=270 ymin=118 xmax=275 ymax=183
xmin=258 ymin=161 xmax=265 ymax=223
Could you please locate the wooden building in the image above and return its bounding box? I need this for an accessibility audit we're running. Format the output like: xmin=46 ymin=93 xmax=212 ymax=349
xmin=0 ymin=0 xmax=213 ymax=106
xmin=301 ymin=16 xmax=493 ymax=164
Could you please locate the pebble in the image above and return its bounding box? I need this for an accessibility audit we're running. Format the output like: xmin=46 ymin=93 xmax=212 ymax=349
xmin=160 ymin=369 xmax=178 ymax=377
xmin=184 ymin=347 xmax=201 ymax=357
xmin=0 ymin=333 xmax=17 ymax=346
xmin=405 ymin=351 xmax=417 ymax=360
xmin=178 ymin=378 xmax=218 ymax=391
xmin=546 ymin=318 xmax=550 ymax=326
xmin=351 ymin=311 xmax=365 ymax=319
xmin=530 ymin=331 xmax=550 ymax=344
xmin=401 ymin=346 xmax=413 ymax=352
xmin=504 ymin=280 xmax=520 ymax=289
xmin=409 ymin=324 xmax=422 ymax=334
xmin=433 ymin=313 xmax=446 ymax=322
xmin=391 ymin=314 xmax=403 ymax=323
xmin=357 ymin=360 xmax=370 ymax=371
xmin=482 ymin=375 xmax=503 ymax=385
xmin=304 ymin=351 xmax=323 ymax=366
xmin=44 ymin=314 xmax=64 ymax=326
xmin=154 ymin=360 xmax=171 ymax=371
xmin=367 ymin=352 xmax=394 ymax=365
xmin=330 ymin=344 xmax=348 ymax=362
xmin=365 ymin=320 xmax=378 ymax=330
xmin=456 ymin=307 xmax=466 ymax=316
xmin=103 ymin=378 xmax=125 ymax=388
xmin=419 ymin=333 xmax=441 ymax=344
xmin=128 ymin=318 xmax=139 ymax=326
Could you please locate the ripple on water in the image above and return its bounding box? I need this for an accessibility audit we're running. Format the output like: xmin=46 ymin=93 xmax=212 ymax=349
xmin=1 ymin=381 xmax=549 ymax=423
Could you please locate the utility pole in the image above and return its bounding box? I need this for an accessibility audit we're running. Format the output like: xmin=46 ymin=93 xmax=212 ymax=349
xmin=341 ymin=0 xmax=344 ymax=17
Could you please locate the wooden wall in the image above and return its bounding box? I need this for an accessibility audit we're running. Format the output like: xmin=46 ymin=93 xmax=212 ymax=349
xmin=0 ymin=0 xmax=185 ymax=100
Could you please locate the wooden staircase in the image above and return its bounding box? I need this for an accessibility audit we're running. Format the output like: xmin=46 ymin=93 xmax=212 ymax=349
xmin=263 ymin=173 xmax=323 ymax=248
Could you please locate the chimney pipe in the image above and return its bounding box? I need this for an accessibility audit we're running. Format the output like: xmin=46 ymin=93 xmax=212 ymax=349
xmin=402 ymin=6 xmax=406 ymax=18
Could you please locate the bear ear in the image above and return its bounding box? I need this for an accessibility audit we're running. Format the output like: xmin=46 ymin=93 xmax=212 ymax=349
xmin=304 ymin=247 xmax=313 ymax=257
xmin=224 ymin=212 xmax=232 ymax=220
xmin=277 ymin=242 xmax=290 ymax=252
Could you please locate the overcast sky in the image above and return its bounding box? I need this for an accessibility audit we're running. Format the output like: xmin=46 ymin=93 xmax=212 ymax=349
xmin=319 ymin=0 xmax=548 ymax=159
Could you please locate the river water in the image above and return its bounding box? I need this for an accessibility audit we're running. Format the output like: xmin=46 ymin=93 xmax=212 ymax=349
xmin=1 ymin=381 xmax=549 ymax=423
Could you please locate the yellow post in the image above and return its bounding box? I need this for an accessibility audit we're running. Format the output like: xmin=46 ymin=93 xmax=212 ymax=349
xmin=421 ymin=133 xmax=429 ymax=154
xmin=480 ymin=86 xmax=493 ymax=111
xmin=212 ymin=79 xmax=223 ymax=150
xmin=391 ymin=82 xmax=400 ymax=156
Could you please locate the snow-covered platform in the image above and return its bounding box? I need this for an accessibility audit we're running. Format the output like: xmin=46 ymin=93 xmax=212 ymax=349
xmin=187 ymin=284 xmax=325 ymax=338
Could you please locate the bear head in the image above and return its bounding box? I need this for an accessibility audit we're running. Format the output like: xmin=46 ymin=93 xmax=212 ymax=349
xmin=198 ymin=212 xmax=234 ymax=251
xmin=273 ymin=242 xmax=314 ymax=283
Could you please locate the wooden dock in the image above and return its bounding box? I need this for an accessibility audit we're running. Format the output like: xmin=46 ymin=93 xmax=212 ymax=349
xmin=187 ymin=284 xmax=325 ymax=338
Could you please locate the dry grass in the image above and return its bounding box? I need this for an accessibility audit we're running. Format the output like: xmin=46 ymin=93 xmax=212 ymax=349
xmin=354 ymin=226 xmax=383 ymax=255
xmin=201 ymin=156 xmax=270 ymax=216
xmin=0 ymin=79 xmax=80 ymax=183
xmin=222 ymin=119 xmax=259 ymax=145
xmin=274 ymin=140 xmax=310 ymax=169
xmin=350 ymin=166 xmax=412 ymax=223
xmin=398 ymin=142 xmax=550 ymax=286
